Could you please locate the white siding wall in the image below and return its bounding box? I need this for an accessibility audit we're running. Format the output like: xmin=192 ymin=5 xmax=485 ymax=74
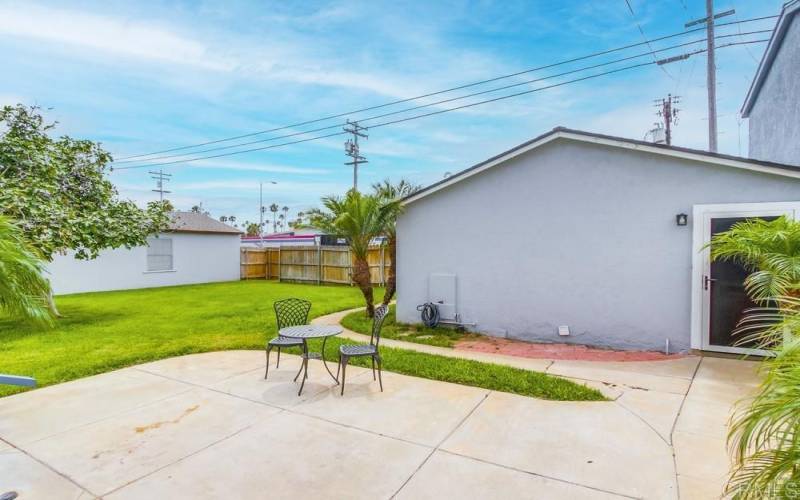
xmin=47 ymin=232 xmax=241 ymax=295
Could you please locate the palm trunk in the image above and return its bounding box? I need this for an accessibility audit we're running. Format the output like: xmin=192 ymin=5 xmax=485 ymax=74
xmin=382 ymin=235 xmax=396 ymax=306
xmin=47 ymin=285 xmax=61 ymax=317
xmin=352 ymin=257 xmax=375 ymax=317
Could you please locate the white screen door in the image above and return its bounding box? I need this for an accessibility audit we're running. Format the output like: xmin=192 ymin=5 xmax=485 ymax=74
xmin=693 ymin=202 xmax=800 ymax=355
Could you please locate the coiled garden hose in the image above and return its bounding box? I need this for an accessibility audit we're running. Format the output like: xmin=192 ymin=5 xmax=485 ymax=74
xmin=416 ymin=302 xmax=440 ymax=328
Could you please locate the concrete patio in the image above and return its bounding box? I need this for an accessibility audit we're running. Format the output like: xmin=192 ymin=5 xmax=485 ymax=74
xmin=0 ymin=349 xmax=759 ymax=499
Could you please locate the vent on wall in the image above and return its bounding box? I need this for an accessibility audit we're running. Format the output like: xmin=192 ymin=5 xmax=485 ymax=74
xmin=428 ymin=273 xmax=457 ymax=320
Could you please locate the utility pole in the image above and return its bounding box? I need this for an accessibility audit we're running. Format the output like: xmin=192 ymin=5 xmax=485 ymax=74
xmin=655 ymin=94 xmax=680 ymax=145
xmin=685 ymin=5 xmax=734 ymax=152
xmin=344 ymin=120 xmax=368 ymax=191
xmin=705 ymin=0 xmax=718 ymax=152
xmin=149 ymin=170 xmax=171 ymax=202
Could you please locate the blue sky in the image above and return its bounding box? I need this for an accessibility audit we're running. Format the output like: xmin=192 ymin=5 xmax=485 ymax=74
xmin=0 ymin=0 xmax=783 ymax=228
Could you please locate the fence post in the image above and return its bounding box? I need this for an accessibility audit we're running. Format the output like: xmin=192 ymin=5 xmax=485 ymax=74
xmin=379 ymin=245 xmax=385 ymax=286
xmin=317 ymin=244 xmax=322 ymax=285
xmin=277 ymin=247 xmax=281 ymax=282
xmin=347 ymin=248 xmax=352 ymax=286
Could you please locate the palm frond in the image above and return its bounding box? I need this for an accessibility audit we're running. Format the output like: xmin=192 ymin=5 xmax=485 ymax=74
xmin=0 ymin=216 xmax=54 ymax=325
xmin=727 ymin=340 xmax=800 ymax=499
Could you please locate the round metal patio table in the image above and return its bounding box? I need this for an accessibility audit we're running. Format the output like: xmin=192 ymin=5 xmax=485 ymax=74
xmin=278 ymin=324 xmax=343 ymax=396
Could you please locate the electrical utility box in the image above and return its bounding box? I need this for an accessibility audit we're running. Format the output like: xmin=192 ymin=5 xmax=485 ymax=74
xmin=428 ymin=273 xmax=457 ymax=320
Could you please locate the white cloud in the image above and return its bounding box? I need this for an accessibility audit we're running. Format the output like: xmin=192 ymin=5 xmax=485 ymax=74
xmin=0 ymin=3 xmax=230 ymax=70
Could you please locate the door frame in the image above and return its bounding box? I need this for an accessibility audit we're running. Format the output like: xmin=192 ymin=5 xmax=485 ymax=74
xmin=690 ymin=201 xmax=800 ymax=354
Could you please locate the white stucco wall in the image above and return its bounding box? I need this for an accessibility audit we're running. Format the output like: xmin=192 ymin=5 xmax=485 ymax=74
xmin=47 ymin=232 xmax=241 ymax=295
xmin=396 ymin=138 xmax=800 ymax=352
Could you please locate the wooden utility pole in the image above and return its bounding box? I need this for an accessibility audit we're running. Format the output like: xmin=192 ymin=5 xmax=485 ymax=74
xmin=685 ymin=4 xmax=734 ymax=152
xmin=656 ymin=94 xmax=680 ymax=145
xmin=344 ymin=120 xmax=368 ymax=191
xmin=705 ymin=0 xmax=718 ymax=152
xmin=149 ymin=169 xmax=171 ymax=202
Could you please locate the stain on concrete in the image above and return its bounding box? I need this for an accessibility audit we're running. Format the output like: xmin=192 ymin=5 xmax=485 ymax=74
xmin=134 ymin=405 xmax=199 ymax=434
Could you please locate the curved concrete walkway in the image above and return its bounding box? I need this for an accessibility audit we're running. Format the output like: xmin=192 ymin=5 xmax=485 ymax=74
xmin=0 ymin=312 xmax=760 ymax=499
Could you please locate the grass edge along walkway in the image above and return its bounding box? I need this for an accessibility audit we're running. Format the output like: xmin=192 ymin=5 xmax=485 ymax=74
xmin=321 ymin=308 xmax=606 ymax=402
xmin=318 ymin=338 xmax=607 ymax=401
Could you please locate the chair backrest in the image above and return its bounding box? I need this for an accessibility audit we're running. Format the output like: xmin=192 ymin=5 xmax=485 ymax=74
xmin=370 ymin=304 xmax=389 ymax=348
xmin=274 ymin=298 xmax=312 ymax=332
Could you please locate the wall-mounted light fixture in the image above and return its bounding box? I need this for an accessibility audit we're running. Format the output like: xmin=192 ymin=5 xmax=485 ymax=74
xmin=676 ymin=213 xmax=688 ymax=226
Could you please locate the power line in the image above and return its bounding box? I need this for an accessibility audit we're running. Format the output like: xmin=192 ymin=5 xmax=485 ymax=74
xmin=113 ymin=15 xmax=777 ymax=162
xmin=623 ymin=0 xmax=674 ymax=79
xmin=112 ymin=30 xmax=769 ymax=167
xmin=113 ymin=39 xmax=767 ymax=171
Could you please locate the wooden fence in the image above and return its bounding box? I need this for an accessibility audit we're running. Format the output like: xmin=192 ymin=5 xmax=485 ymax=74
xmin=240 ymin=246 xmax=389 ymax=285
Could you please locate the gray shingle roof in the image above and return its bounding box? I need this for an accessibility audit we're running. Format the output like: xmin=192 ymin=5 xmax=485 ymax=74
xmin=167 ymin=211 xmax=242 ymax=234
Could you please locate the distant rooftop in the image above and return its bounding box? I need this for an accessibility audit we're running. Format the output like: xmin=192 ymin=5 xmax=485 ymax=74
xmin=167 ymin=211 xmax=241 ymax=234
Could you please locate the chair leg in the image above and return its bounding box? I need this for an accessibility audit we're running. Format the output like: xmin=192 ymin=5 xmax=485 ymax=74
xmin=371 ymin=356 xmax=376 ymax=381
xmin=264 ymin=345 xmax=272 ymax=379
xmin=276 ymin=347 xmax=281 ymax=369
xmin=376 ymin=355 xmax=383 ymax=392
xmin=340 ymin=356 xmax=349 ymax=396
xmin=336 ymin=352 xmax=341 ymax=381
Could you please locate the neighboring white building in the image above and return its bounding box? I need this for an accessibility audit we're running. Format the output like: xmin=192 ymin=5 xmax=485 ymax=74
xmin=48 ymin=212 xmax=241 ymax=295
xmin=741 ymin=0 xmax=800 ymax=166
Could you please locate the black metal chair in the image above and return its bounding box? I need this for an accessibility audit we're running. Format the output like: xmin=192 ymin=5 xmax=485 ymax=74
xmin=265 ymin=298 xmax=311 ymax=379
xmin=336 ymin=304 xmax=389 ymax=395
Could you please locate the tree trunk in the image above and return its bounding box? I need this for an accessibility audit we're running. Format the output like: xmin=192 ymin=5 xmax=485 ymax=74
xmin=352 ymin=257 xmax=374 ymax=317
xmin=382 ymin=235 xmax=397 ymax=306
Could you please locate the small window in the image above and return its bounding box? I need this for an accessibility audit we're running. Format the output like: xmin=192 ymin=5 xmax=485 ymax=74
xmin=146 ymin=237 xmax=173 ymax=272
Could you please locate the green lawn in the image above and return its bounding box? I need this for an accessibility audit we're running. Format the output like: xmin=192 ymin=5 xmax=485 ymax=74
xmin=0 ymin=281 xmax=604 ymax=401
xmin=341 ymin=304 xmax=476 ymax=348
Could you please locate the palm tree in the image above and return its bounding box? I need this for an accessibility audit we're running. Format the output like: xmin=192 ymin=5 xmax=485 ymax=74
xmin=269 ymin=203 xmax=279 ymax=233
xmin=372 ymin=179 xmax=422 ymax=305
xmin=307 ymin=190 xmax=397 ymax=317
xmin=726 ymin=336 xmax=800 ymax=499
xmin=709 ymin=216 xmax=800 ymax=496
xmin=709 ymin=216 xmax=800 ymax=302
xmin=245 ymin=222 xmax=260 ymax=236
xmin=0 ymin=216 xmax=54 ymax=325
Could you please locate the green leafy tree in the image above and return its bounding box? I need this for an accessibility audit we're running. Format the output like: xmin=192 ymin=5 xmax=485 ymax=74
xmin=307 ymin=190 xmax=397 ymax=317
xmin=245 ymin=222 xmax=260 ymax=236
xmin=0 ymin=104 xmax=171 ymax=261
xmin=0 ymin=216 xmax=54 ymax=325
xmin=372 ymin=179 xmax=421 ymax=305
